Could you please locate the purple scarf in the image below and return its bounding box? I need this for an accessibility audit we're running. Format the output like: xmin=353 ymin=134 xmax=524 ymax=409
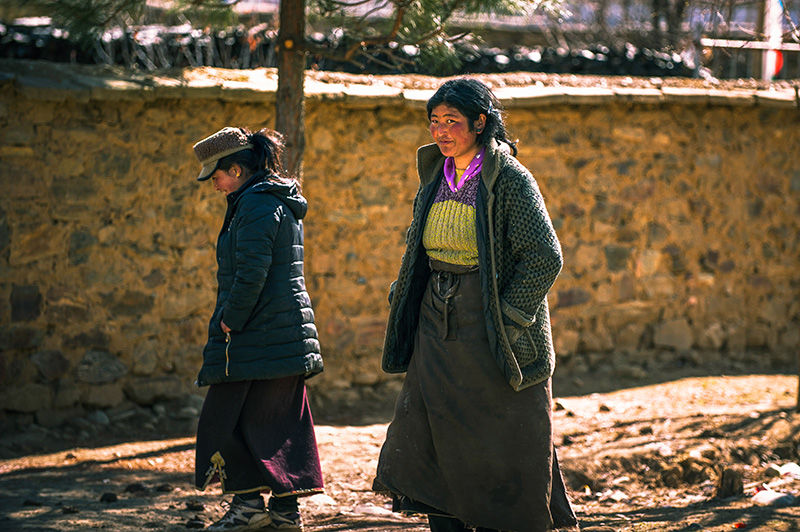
xmin=443 ymin=146 xmax=486 ymax=193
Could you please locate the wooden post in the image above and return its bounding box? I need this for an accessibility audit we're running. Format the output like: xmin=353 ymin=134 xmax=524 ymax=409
xmin=762 ymin=0 xmax=782 ymax=80
xmin=276 ymin=0 xmax=306 ymax=182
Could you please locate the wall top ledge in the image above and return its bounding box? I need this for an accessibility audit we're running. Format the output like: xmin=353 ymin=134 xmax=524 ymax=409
xmin=2 ymin=59 xmax=797 ymax=109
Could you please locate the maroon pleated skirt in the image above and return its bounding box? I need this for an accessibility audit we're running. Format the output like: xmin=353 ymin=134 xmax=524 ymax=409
xmin=195 ymin=375 xmax=324 ymax=497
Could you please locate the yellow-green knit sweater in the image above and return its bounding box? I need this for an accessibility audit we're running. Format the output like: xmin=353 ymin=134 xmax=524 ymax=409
xmin=422 ymin=168 xmax=480 ymax=266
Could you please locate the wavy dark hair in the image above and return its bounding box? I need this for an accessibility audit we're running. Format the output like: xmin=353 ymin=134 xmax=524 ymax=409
xmin=215 ymin=127 xmax=292 ymax=183
xmin=426 ymin=78 xmax=517 ymax=156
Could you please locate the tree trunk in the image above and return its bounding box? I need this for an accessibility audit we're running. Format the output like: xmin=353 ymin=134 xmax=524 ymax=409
xmin=276 ymin=0 xmax=306 ymax=182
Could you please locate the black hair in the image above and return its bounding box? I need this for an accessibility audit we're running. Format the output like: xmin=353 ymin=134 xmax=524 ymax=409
xmin=426 ymin=78 xmax=517 ymax=156
xmin=216 ymin=127 xmax=291 ymax=183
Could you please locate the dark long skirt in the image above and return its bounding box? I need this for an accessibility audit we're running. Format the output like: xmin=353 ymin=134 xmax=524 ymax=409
xmin=375 ymin=269 xmax=578 ymax=531
xmin=195 ymin=375 xmax=324 ymax=498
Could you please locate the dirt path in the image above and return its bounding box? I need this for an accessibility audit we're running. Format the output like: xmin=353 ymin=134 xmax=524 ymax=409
xmin=1 ymin=374 xmax=798 ymax=532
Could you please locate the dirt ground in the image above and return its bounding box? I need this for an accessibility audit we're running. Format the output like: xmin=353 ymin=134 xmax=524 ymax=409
xmin=1 ymin=373 xmax=798 ymax=532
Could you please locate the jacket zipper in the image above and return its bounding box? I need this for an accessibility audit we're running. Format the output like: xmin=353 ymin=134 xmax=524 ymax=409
xmin=224 ymin=332 xmax=231 ymax=376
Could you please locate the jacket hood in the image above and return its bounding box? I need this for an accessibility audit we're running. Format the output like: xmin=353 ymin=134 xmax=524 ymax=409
xmin=232 ymin=172 xmax=308 ymax=219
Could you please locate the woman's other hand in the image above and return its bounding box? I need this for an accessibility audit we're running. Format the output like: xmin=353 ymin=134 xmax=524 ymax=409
xmin=220 ymin=319 xmax=232 ymax=333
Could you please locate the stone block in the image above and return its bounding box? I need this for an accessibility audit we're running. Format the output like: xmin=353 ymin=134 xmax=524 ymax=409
xmin=354 ymin=317 xmax=387 ymax=352
xmin=604 ymin=301 xmax=661 ymax=330
xmin=635 ymin=249 xmax=663 ymax=277
xmin=554 ymin=329 xmax=580 ymax=356
xmin=65 ymin=330 xmax=111 ymax=350
xmin=10 ymin=284 xmax=41 ymax=322
xmin=104 ymin=290 xmax=155 ymax=317
xmin=83 ymin=384 xmax=125 ymax=408
xmin=68 ymin=230 xmax=98 ymax=266
xmin=0 ymin=383 xmax=52 ymax=413
xmin=54 ymin=381 xmax=82 ymax=408
xmin=31 ymin=350 xmax=71 ymax=381
xmin=74 ymin=350 xmax=128 ymax=384
xmin=653 ymin=319 xmax=694 ymax=351
xmin=9 ymin=223 xmax=66 ymax=265
xmin=616 ymin=323 xmax=645 ymax=352
xmin=36 ymin=407 xmax=84 ymax=428
xmin=580 ymin=327 xmax=614 ymax=352
xmin=132 ymin=340 xmax=160 ymax=376
xmin=605 ymin=245 xmax=632 ymax=272
xmin=698 ymin=323 xmax=726 ymax=351
xmin=162 ymin=290 xmax=208 ymax=321
xmin=0 ymin=325 xmax=45 ymax=350
xmin=124 ymin=376 xmax=184 ymax=405
xmin=556 ymin=287 xmax=591 ymax=309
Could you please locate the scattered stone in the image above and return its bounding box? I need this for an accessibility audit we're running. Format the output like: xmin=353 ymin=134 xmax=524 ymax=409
xmin=61 ymin=505 xmax=80 ymax=514
xmin=86 ymin=410 xmax=110 ymax=426
xmin=185 ymin=515 xmax=205 ymax=528
xmin=100 ymin=492 xmax=118 ymax=503
xmin=661 ymin=464 xmax=683 ymax=488
xmin=155 ymin=484 xmax=174 ymax=492
xmin=125 ymin=482 xmax=149 ymax=493
xmin=185 ymin=500 xmax=206 ymax=512
xmin=715 ymin=466 xmax=744 ymax=499
xmin=351 ymin=503 xmax=394 ymax=516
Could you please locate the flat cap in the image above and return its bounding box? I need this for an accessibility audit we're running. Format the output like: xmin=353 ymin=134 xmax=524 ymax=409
xmin=193 ymin=127 xmax=253 ymax=181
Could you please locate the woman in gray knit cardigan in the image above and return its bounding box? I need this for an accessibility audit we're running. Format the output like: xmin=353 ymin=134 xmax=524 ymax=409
xmin=374 ymin=78 xmax=580 ymax=532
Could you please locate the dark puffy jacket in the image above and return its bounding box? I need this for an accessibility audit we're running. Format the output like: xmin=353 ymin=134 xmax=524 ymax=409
xmin=197 ymin=173 xmax=323 ymax=387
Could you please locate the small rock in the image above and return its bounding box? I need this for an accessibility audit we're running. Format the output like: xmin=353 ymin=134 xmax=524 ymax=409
xmin=185 ymin=500 xmax=206 ymax=512
xmin=303 ymin=493 xmax=337 ymax=507
xmin=155 ymin=483 xmax=174 ymax=492
xmin=715 ymin=466 xmax=744 ymax=499
xmin=62 ymin=506 xmax=80 ymax=514
xmin=185 ymin=515 xmax=205 ymax=528
xmin=352 ymin=503 xmax=393 ymax=516
xmin=86 ymin=410 xmax=110 ymax=426
xmin=125 ymin=482 xmax=149 ymax=493
xmin=99 ymin=492 xmax=118 ymax=503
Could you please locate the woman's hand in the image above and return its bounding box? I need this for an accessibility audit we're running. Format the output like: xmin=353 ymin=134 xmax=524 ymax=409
xmin=220 ymin=319 xmax=232 ymax=333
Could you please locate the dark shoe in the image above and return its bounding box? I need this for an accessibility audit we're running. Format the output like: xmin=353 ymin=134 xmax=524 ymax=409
xmin=207 ymin=496 xmax=272 ymax=531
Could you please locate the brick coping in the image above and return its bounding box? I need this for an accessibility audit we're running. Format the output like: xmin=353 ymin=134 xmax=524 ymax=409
xmin=1 ymin=59 xmax=798 ymax=108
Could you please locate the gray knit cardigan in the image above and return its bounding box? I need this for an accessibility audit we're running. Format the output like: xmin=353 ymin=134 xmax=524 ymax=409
xmin=381 ymin=139 xmax=563 ymax=391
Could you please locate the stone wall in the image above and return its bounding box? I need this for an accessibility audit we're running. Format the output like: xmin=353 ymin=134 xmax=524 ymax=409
xmin=0 ymin=60 xmax=798 ymax=429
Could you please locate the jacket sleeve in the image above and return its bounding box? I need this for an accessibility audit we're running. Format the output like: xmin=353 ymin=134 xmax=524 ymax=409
xmin=499 ymin=167 xmax=563 ymax=327
xmin=223 ymin=195 xmax=281 ymax=331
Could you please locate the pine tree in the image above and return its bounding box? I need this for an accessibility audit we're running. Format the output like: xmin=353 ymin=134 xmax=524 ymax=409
xmin=29 ymin=0 xmax=556 ymax=179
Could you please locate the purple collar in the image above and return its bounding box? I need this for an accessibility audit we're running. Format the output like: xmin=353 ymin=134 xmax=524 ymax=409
xmin=443 ymin=146 xmax=486 ymax=193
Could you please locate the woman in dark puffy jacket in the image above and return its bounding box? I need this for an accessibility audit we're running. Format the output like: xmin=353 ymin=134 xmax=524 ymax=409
xmin=192 ymin=126 xmax=324 ymax=532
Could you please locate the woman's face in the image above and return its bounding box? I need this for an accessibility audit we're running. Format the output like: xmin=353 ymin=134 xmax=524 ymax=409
xmin=210 ymin=166 xmax=245 ymax=195
xmin=429 ymin=103 xmax=485 ymax=168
